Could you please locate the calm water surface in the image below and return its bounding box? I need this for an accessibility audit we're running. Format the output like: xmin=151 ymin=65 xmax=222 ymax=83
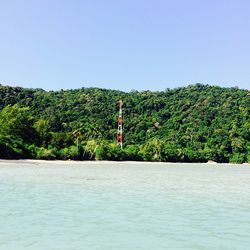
xmin=0 ymin=161 xmax=250 ymax=250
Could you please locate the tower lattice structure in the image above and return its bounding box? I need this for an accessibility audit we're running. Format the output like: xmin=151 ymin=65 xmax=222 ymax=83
xmin=117 ymin=98 xmax=123 ymax=149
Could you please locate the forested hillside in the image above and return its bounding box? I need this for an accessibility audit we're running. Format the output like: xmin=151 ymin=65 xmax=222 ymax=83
xmin=0 ymin=84 xmax=249 ymax=163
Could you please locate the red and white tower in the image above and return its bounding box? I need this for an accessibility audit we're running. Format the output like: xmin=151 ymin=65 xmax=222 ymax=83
xmin=117 ymin=97 xmax=123 ymax=149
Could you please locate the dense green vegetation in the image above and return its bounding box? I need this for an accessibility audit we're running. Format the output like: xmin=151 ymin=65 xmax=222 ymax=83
xmin=0 ymin=84 xmax=249 ymax=163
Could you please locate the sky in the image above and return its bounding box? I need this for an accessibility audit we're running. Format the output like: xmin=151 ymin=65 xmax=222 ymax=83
xmin=0 ymin=0 xmax=249 ymax=91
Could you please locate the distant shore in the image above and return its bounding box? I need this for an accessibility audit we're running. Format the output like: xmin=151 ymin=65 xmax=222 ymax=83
xmin=0 ymin=159 xmax=249 ymax=166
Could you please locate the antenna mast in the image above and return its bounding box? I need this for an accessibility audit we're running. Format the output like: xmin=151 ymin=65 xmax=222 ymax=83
xmin=117 ymin=97 xmax=123 ymax=149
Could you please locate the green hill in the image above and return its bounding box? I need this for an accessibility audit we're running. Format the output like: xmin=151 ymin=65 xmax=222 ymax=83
xmin=0 ymin=83 xmax=249 ymax=163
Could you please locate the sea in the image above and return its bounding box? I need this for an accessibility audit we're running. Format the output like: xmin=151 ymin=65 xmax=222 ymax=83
xmin=0 ymin=161 xmax=249 ymax=250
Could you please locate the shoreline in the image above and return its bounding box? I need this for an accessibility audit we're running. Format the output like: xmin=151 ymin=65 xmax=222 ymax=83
xmin=0 ymin=159 xmax=249 ymax=166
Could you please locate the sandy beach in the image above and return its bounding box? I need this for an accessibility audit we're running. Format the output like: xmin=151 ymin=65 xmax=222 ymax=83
xmin=0 ymin=159 xmax=248 ymax=166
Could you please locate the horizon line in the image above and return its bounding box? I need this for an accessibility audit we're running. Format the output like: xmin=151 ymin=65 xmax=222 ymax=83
xmin=0 ymin=82 xmax=249 ymax=93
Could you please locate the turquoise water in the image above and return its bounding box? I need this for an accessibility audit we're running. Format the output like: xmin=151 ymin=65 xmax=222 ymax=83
xmin=0 ymin=161 xmax=250 ymax=250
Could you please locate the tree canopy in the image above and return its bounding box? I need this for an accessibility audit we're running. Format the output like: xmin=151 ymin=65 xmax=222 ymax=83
xmin=0 ymin=84 xmax=249 ymax=163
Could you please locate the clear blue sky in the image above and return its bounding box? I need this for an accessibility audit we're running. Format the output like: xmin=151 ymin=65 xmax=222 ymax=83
xmin=0 ymin=0 xmax=249 ymax=91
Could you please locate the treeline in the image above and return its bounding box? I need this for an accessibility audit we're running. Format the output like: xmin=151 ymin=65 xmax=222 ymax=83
xmin=0 ymin=83 xmax=249 ymax=163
